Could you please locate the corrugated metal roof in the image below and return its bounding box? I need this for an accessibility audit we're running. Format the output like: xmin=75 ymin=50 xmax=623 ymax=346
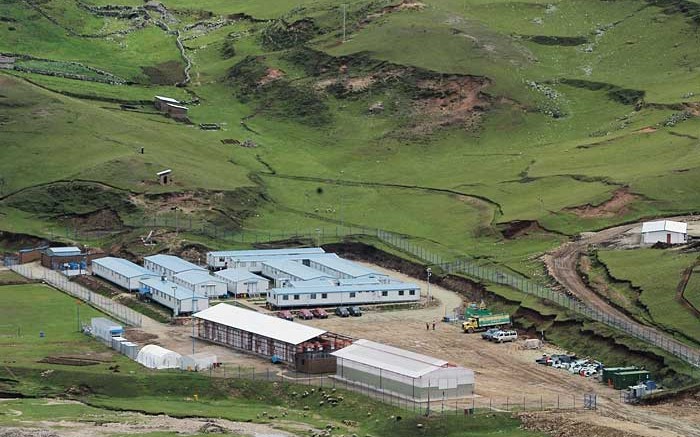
xmin=144 ymin=255 xmax=206 ymax=273
xmin=262 ymin=259 xmax=333 ymax=281
xmin=93 ymin=257 xmax=157 ymax=279
xmin=271 ymin=281 xmax=420 ymax=295
xmin=166 ymin=103 xmax=188 ymax=110
xmin=338 ymin=277 xmax=382 ymax=286
xmin=209 ymin=248 xmax=325 ymax=258
xmin=174 ymin=270 xmax=225 ymax=285
xmin=331 ymin=339 xmax=448 ymax=378
xmin=641 ymin=220 xmax=687 ymax=234
xmin=309 ymin=254 xmax=385 ymax=278
xmin=213 ymin=268 xmax=268 ymax=283
xmin=46 ymin=247 xmax=82 ymax=256
xmin=194 ymin=303 xmax=326 ymax=345
xmin=140 ymin=277 xmax=206 ymax=300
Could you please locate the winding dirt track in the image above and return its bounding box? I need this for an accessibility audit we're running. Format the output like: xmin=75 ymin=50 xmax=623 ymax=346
xmin=543 ymin=217 xmax=700 ymax=364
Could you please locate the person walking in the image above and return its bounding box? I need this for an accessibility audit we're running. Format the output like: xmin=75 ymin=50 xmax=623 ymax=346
xmin=432 ymin=321 xmax=436 ymax=330
xmin=426 ymin=322 xmax=430 ymax=331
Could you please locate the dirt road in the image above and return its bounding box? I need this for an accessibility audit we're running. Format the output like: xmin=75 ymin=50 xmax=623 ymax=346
xmin=543 ymin=217 xmax=700 ymax=365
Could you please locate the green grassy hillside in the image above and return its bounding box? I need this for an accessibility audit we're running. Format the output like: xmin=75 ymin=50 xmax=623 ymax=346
xmin=1 ymin=0 xmax=699 ymax=317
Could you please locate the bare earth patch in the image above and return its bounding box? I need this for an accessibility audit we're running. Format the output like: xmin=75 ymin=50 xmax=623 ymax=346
xmin=634 ymin=126 xmax=657 ymax=134
xmin=565 ymin=188 xmax=639 ymax=218
xmin=258 ymin=67 xmax=285 ymax=86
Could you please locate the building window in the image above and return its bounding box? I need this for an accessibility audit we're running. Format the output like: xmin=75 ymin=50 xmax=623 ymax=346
xmin=349 ymin=292 xmax=356 ymax=298
xmin=294 ymin=294 xmax=300 ymax=300
xmin=283 ymin=295 xmax=289 ymax=300
xmin=409 ymin=290 xmax=416 ymax=295
xmin=219 ymin=257 xmax=224 ymax=262
xmin=310 ymin=293 xmax=317 ymax=299
xmin=322 ymin=293 xmax=328 ymax=299
xmin=399 ymin=290 xmax=405 ymax=296
xmin=381 ymin=291 xmax=388 ymax=297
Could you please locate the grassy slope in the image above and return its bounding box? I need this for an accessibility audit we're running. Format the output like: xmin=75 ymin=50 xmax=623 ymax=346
xmin=598 ymin=249 xmax=700 ymax=346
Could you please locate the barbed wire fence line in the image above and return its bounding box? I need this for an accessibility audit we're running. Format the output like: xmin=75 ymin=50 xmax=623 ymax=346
xmin=9 ymin=264 xmax=142 ymax=327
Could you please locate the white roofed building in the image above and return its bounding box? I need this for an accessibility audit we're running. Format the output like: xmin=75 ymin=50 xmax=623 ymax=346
xmin=213 ymin=268 xmax=269 ymax=297
xmin=139 ymin=277 xmax=208 ymax=316
xmin=173 ymin=270 xmax=228 ymax=298
xmin=331 ymin=339 xmax=474 ymax=401
xmin=261 ymin=259 xmax=334 ymax=287
xmin=304 ymin=254 xmax=388 ymax=281
xmin=144 ymin=254 xmax=206 ymax=281
xmin=206 ymin=247 xmax=325 ymax=270
xmin=92 ymin=257 xmax=157 ymax=291
xmin=641 ymin=220 xmax=688 ymax=245
xmin=194 ymin=304 xmax=351 ymax=372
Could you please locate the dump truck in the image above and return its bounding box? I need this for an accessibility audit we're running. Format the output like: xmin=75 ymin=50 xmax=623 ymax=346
xmin=462 ymin=313 xmax=511 ymax=333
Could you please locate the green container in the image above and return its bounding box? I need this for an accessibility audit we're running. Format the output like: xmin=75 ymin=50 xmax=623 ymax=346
xmin=602 ymin=366 xmax=638 ymax=383
xmin=611 ymin=370 xmax=650 ymax=390
xmin=475 ymin=313 xmax=511 ymax=328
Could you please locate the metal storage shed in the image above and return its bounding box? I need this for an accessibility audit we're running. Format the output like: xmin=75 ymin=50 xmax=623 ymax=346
xmin=136 ymin=344 xmax=182 ymax=369
xmin=90 ymin=317 xmax=123 ymax=343
xmin=331 ymin=339 xmax=474 ymax=402
xmin=92 ymin=257 xmax=157 ymax=291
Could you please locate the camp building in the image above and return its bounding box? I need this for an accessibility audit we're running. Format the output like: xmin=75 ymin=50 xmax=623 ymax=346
xmin=194 ymin=303 xmax=352 ymax=372
xmin=212 ymin=268 xmax=269 ymax=297
xmin=92 ymin=257 xmax=157 ymax=291
xmin=304 ymin=254 xmax=388 ymax=281
xmin=173 ymin=270 xmax=228 ymax=298
xmin=267 ymin=280 xmax=420 ymax=309
xmin=143 ymin=254 xmax=206 ymax=281
xmin=139 ymin=277 xmax=208 ymax=316
xmin=261 ymin=259 xmax=334 ymax=286
xmin=331 ymin=339 xmax=474 ymax=402
xmin=206 ymin=247 xmax=326 ymax=270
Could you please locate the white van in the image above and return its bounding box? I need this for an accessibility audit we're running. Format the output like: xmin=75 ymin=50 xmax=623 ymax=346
xmin=492 ymin=330 xmax=518 ymax=343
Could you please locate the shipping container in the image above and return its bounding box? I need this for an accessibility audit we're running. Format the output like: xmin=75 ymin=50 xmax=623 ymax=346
xmin=611 ymin=370 xmax=650 ymax=390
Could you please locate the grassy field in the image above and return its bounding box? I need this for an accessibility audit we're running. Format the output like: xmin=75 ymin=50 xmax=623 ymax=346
xmin=1 ymin=0 xmax=700 ymax=374
xmin=597 ymin=249 xmax=700 ymax=346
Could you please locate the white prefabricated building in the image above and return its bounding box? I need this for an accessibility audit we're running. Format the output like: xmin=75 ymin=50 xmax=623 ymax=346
xmin=641 ymin=220 xmax=688 ymax=245
xmin=90 ymin=317 xmax=124 ymax=343
xmin=92 ymin=257 xmax=157 ymax=291
xmin=143 ymin=254 xmax=206 ymax=280
xmin=206 ymin=247 xmax=326 ymax=270
xmin=212 ymin=268 xmax=270 ymax=296
xmin=331 ymin=339 xmax=474 ymax=402
xmin=173 ymin=270 xmax=228 ymax=298
xmin=139 ymin=277 xmax=209 ymax=316
xmin=267 ymin=281 xmax=421 ymax=308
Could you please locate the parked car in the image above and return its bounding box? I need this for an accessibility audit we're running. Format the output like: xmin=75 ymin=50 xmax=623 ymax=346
xmin=311 ymin=308 xmax=328 ymax=319
xmin=348 ymin=306 xmax=363 ymax=317
xmin=335 ymin=306 xmax=350 ymax=317
xmin=481 ymin=328 xmax=501 ymax=340
xmin=277 ymin=310 xmax=293 ymax=321
xmin=491 ymin=330 xmax=518 ymax=343
xmin=298 ymin=309 xmax=314 ymax=320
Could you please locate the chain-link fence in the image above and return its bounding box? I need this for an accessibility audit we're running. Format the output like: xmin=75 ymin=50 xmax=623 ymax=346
xmin=373 ymin=229 xmax=700 ymax=368
xmin=10 ymin=264 xmax=142 ymax=327
xmin=164 ymin=364 xmax=595 ymax=415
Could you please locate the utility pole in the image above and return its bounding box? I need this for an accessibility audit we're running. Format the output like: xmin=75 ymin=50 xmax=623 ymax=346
xmin=192 ymin=289 xmax=197 ymax=354
xmin=342 ymin=4 xmax=347 ymax=42
xmin=426 ymin=267 xmax=432 ymax=301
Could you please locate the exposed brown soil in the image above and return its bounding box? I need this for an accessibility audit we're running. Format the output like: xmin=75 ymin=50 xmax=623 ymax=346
xmin=634 ymin=126 xmax=657 ymax=134
xmin=37 ymin=357 xmax=105 ymax=366
xmin=367 ymin=1 xmax=425 ymax=20
xmin=257 ymin=67 xmax=284 ymax=86
xmin=141 ymin=60 xmax=186 ymax=85
xmin=519 ymin=412 xmax=639 ymax=437
xmin=565 ymin=188 xmax=639 ymax=218
xmin=138 ymin=191 xmax=212 ymax=215
xmin=500 ymin=220 xmax=547 ymax=239
xmin=123 ymin=328 xmax=159 ymax=344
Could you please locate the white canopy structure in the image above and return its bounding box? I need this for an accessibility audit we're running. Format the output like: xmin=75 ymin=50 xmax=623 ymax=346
xmin=136 ymin=345 xmax=182 ymax=369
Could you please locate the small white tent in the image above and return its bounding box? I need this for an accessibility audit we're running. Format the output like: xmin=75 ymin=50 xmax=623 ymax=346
xmin=136 ymin=345 xmax=182 ymax=369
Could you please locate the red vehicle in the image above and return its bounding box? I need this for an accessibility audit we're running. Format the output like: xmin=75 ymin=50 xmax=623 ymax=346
xmin=277 ymin=310 xmax=293 ymax=321
xmin=311 ymin=308 xmax=328 ymax=319
xmin=298 ymin=309 xmax=314 ymax=320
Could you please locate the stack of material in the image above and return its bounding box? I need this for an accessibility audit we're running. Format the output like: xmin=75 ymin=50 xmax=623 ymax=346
xmin=181 ymin=353 xmax=217 ymax=371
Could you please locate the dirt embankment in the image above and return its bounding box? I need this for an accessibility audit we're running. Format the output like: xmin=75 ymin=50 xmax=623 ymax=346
xmin=565 ymin=188 xmax=639 ymax=218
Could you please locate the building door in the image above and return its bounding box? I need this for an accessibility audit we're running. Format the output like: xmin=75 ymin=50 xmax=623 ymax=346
xmin=667 ymin=233 xmax=671 ymax=244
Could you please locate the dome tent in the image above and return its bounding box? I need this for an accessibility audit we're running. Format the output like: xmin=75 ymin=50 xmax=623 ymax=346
xmin=136 ymin=344 xmax=182 ymax=369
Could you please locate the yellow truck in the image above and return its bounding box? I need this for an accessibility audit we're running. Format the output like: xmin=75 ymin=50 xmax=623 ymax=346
xmin=462 ymin=313 xmax=511 ymax=333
